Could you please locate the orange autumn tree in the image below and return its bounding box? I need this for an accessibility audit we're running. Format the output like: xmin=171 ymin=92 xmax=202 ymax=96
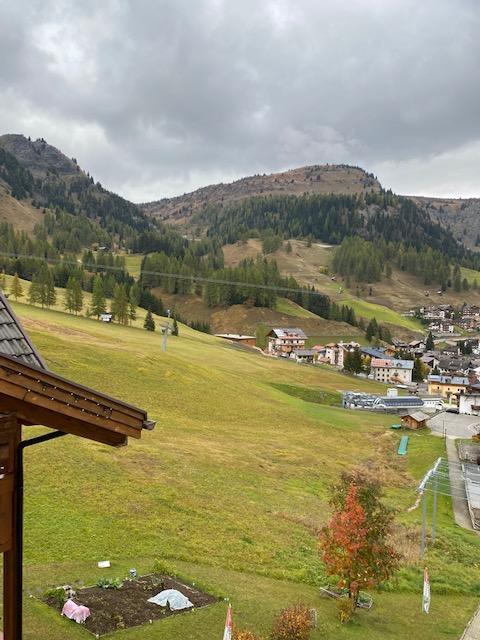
xmin=319 ymin=473 xmax=399 ymax=608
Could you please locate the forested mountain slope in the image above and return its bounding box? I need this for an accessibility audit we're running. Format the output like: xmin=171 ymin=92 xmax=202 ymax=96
xmin=142 ymin=164 xmax=381 ymax=225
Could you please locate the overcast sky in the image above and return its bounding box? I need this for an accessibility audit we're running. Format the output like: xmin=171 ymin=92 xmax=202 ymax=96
xmin=1 ymin=0 xmax=479 ymax=201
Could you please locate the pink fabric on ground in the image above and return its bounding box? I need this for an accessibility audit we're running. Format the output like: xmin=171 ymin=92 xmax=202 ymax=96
xmin=62 ymin=599 xmax=91 ymax=624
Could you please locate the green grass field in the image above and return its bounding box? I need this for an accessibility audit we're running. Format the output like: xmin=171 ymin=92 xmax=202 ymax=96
xmin=2 ymin=303 xmax=479 ymax=638
xmin=275 ymin=297 xmax=320 ymax=318
xmin=337 ymin=296 xmax=423 ymax=332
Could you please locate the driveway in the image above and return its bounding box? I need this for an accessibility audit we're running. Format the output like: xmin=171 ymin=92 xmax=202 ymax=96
xmin=428 ymin=412 xmax=480 ymax=438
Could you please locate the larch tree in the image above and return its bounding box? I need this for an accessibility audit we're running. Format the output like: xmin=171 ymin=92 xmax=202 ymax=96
xmin=91 ymin=276 xmax=107 ymax=318
xmin=319 ymin=469 xmax=399 ymax=616
xmin=10 ymin=273 xmax=23 ymax=300
xmin=112 ymin=284 xmax=129 ymax=325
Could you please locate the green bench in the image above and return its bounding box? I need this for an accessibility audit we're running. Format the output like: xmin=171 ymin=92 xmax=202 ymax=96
xmin=391 ymin=424 xmax=401 ymax=430
xmin=397 ymin=435 xmax=409 ymax=456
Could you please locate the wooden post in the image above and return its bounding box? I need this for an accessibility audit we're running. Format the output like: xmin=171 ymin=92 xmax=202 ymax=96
xmin=0 ymin=414 xmax=20 ymax=640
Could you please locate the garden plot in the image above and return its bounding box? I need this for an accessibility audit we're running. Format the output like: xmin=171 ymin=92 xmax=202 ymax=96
xmin=44 ymin=574 xmax=217 ymax=636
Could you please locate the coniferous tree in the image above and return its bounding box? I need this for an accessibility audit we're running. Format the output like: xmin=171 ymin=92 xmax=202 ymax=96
xmin=91 ymin=276 xmax=107 ymax=318
xmin=112 ymin=284 xmax=129 ymax=325
xmin=144 ymin=310 xmax=155 ymax=331
xmin=366 ymin=318 xmax=379 ymax=342
xmin=128 ymin=283 xmax=140 ymax=324
xmin=28 ymin=278 xmax=41 ymax=305
xmin=10 ymin=273 xmax=23 ymax=300
xmin=172 ymin=317 xmax=179 ymax=336
xmin=425 ymin=331 xmax=435 ymax=351
xmin=412 ymin=358 xmax=424 ymax=383
xmin=64 ymin=276 xmax=83 ymax=314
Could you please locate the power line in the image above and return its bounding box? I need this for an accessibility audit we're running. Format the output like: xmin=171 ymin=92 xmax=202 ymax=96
xmin=0 ymin=251 xmax=346 ymax=299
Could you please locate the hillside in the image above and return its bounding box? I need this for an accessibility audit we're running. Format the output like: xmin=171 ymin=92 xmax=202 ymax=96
xmin=0 ymin=134 xmax=151 ymax=247
xmin=411 ymin=195 xmax=480 ymax=250
xmin=224 ymin=238 xmax=480 ymax=317
xmin=142 ymin=164 xmax=382 ymax=226
xmin=7 ymin=302 xmax=480 ymax=639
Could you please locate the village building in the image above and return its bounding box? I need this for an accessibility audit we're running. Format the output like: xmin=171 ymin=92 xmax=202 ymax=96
xmin=292 ymin=348 xmax=316 ymax=364
xmin=420 ymin=352 xmax=440 ymax=370
xmin=321 ymin=341 xmax=360 ymax=368
xmin=370 ymin=358 xmax=414 ymax=384
xmin=428 ymin=320 xmax=455 ymax=334
xmin=267 ymin=328 xmax=307 ymax=356
xmin=459 ymin=384 xmax=480 ymax=416
xmin=427 ymin=375 xmax=469 ymax=406
xmin=462 ymin=304 xmax=480 ymax=318
xmin=215 ymin=334 xmax=257 ymax=347
xmin=400 ymin=411 xmax=429 ymax=429
xmin=360 ymin=346 xmax=390 ymax=360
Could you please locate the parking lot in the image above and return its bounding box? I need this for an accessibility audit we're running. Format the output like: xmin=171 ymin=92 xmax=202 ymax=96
xmin=428 ymin=412 xmax=480 ymax=438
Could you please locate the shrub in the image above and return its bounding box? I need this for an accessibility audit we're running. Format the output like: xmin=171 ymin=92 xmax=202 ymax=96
xmin=271 ymin=604 xmax=312 ymax=640
xmin=233 ymin=628 xmax=263 ymax=640
xmin=337 ymin=597 xmax=355 ymax=623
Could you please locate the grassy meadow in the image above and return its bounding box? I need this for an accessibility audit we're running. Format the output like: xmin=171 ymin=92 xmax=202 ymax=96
xmin=0 ymin=302 xmax=479 ymax=638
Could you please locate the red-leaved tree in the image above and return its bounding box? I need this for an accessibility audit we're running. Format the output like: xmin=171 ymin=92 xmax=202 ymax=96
xmin=319 ymin=475 xmax=399 ymax=608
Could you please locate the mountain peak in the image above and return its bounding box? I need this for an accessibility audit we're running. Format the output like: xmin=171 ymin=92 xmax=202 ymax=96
xmin=0 ymin=133 xmax=80 ymax=179
xmin=142 ymin=164 xmax=382 ymax=225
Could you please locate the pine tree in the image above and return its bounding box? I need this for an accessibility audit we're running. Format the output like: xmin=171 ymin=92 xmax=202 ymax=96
xmin=91 ymin=276 xmax=107 ymax=318
xmin=425 ymin=331 xmax=434 ymax=351
xmin=28 ymin=278 xmax=41 ymax=305
xmin=366 ymin=318 xmax=378 ymax=342
xmin=412 ymin=358 xmax=424 ymax=383
xmin=64 ymin=277 xmax=83 ymax=314
xmin=10 ymin=273 xmax=23 ymax=300
xmin=128 ymin=283 xmax=140 ymax=324
xmin=172 ymin=317 xmax=179 ymax=336
xmin=144 ymin=310 xmax=155 ymax=331
xmin=112 ymin=284 xmax=129 ymax=325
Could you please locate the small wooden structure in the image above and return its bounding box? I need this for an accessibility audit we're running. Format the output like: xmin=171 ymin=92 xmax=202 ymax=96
xmin=400 ymin=411 xmax=429 ymax=430
xmin=0 ymin=290 xmax=154 ymax=639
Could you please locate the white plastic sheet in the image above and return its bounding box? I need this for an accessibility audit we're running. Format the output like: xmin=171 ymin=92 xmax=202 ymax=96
xmin=147 ymin=589 xmax=194 ymax=610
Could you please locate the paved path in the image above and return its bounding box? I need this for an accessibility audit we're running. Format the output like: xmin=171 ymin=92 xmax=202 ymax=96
xmin=445 ymin=437 xmax=474 ymax=531
xmin=461 ymin=605 xmax=480 ymax=639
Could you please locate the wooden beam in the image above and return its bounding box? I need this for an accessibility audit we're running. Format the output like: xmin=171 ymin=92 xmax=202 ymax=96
xmin=0 ymin=396 xmax=128 ymax=447
xmin=0 ymin=413 xmax=21 ymax=640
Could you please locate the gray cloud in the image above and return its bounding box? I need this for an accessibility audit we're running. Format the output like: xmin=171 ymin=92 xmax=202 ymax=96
xmin=1 ymin=0 xmax=480 ymax=200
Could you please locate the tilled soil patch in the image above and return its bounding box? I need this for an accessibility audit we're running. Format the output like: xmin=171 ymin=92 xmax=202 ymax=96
xmin=45 ymin=574 xmax=218 ymax=635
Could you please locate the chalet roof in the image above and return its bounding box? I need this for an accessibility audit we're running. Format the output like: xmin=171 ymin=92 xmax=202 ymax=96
xmin=371 ymin=358 xmax=414 ymax=370
xmin=0 ymin=351 xmax=153 ymax=446
xmin=361 ymin=347 xmax=389 ymax=359
xmin=0 ymin=290 xmax=46 ymax=369
xmin=428 ymin=375 xmax=469 ymax=385
xmin=402 ymin=411 xmax=429 ymax=422
xmin=0 ymin=291 xmax=154 ymax=446
xmin=294 ymin=349 xmax=316 ymax=356
xmin=268 ymin=328 xmax=307 ymax=339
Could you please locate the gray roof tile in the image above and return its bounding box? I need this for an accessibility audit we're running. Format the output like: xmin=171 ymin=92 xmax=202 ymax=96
xmin=0 ymin=290 xmax=46 ymax=369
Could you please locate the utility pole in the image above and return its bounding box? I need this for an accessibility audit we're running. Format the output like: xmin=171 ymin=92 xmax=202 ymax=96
xmin=162 ymin=308 xmax=171 ymax=353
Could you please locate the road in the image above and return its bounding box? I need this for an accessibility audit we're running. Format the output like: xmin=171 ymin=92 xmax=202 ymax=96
xmin=428 ymin=412 xmax=480 ymax=439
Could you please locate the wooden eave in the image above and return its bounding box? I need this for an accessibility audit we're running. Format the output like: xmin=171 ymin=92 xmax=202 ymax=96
xmin=0 ymin=352 xmax=154 ymax=447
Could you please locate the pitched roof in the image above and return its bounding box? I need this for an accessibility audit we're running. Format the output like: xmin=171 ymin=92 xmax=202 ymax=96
xmin=269 ymin=327 xmax=307 ymax=339
xmin=293 ymin=349 xmax=316 ymax=356
xmin=371 ymin=358 xmax=414 ymax=369
xmin=402 ymin=411 xmax=429 ymax=422
xmin=0 ymin=290 xmax=46 ymax=369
